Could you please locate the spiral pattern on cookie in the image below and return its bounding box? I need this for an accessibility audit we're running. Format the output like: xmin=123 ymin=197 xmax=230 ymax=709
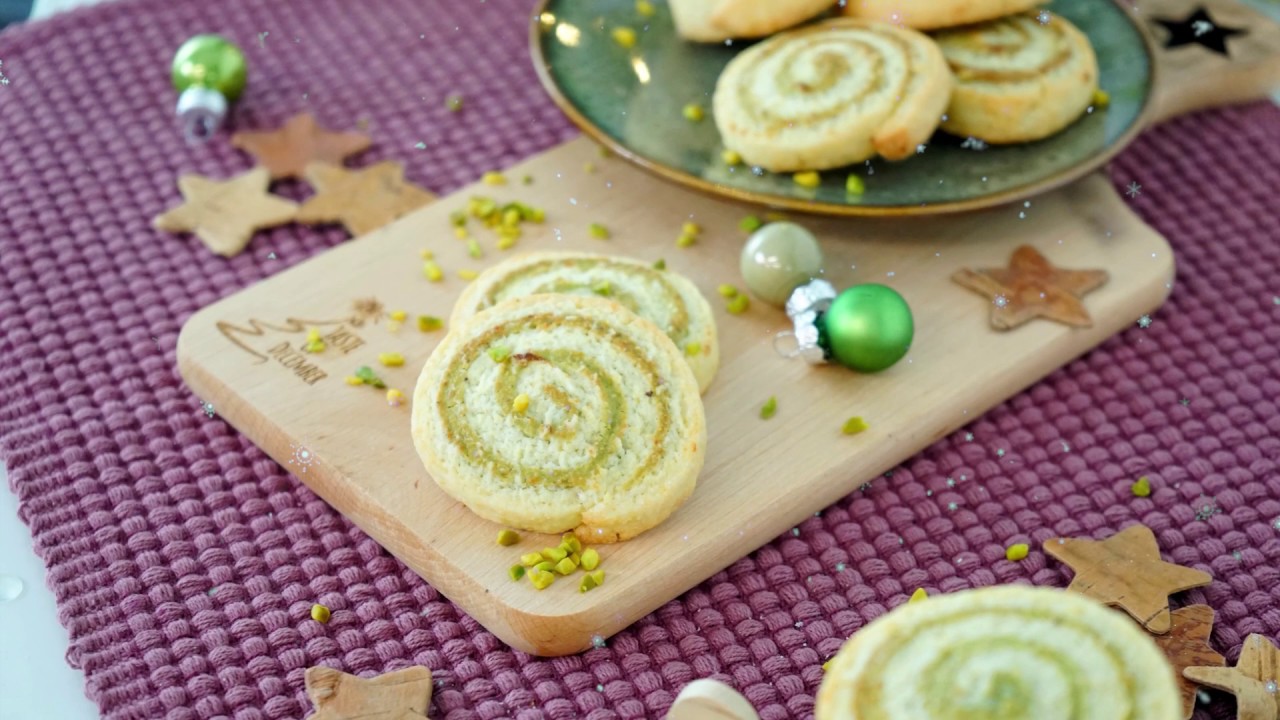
xmin=712 ymin=18 xmax=952 ymax=170
xmin=412 ymin=294 xmax=706 ymax=543
xmin=451 ymin=252 xmax=719 ymax=392
xmin=934 ymin=13 xmax=1099 ymax=143
xmin=816 ymin=586 xmax=1181 ymax=720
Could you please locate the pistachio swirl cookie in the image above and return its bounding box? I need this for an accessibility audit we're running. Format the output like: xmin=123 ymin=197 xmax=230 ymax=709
xmin=712 ymin=18 xmax=953 ymax=171
xmin=816 ymin=585 xmax=1182 ymax=720
xmin=841 ymin=0 xmax=1041 ymax=30
xmin=934 ymin=12 xmax=1099 ymax=144
xmin=671 ymin=0 xmax=837 ymax=42
xmin=412 ymin=294 xmax=706 ymax=543
xmin=451 ymin=252 xmax=719 ymax=393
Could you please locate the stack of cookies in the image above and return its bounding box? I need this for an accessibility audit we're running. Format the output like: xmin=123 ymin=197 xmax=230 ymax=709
xmin=673 ymin=0 xmax=1100 ymax=172
xmin=411 ymin=252 xmax=717 ymax=544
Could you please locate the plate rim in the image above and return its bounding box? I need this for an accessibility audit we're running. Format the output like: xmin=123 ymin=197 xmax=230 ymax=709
xmin=528 ymin=1 xmax=1162 ymax=218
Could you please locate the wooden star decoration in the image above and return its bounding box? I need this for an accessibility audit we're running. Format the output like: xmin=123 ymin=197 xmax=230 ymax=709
xmin=231 ymin=112 xmax=371 ymax=180
xmin=297 ymin=161 xmax=436 ymax=237
xmin=668 ymin=679 xmax=760 ymax=720
xmin=1147 ymin=605 xmax=1227 ymax=719
xmin=153 ymin=167 xmax=298 ymax=258
xmin=1154 ymin=7 xmax=1245 ymax=57
xmin=304 ymin=665 xmax=433 ymax=720
xmin=1043 ymin=524 xmax=1212 ymax=634
xmin=952 ymin=245 xmax=1108 ymax=330
xmin=1185 ymin=634 xmax=1280 ymax=720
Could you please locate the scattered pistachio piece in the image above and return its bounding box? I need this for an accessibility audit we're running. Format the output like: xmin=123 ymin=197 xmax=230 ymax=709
xmin=488 ymin=345 xmax=512 ymax=363
xmin=555 ymin=557 xmax=577 ymax=575
xmin=457 ymin=269 xmax=479 ymax=281
xmin=502 ymin=208 xmax=521 ymax=227
xmin=579 ymin=575 xmax=597 ymax=593
xmin=793 ymin=171 xmax=821 ymax=188
xmin=417 ymin=315 xmax=444 ymax=332
xmin=842 ymin=416 xmax=868 ymax=435
xmin=496 ymin=235 xmax=518 ymax=251
xmin=522 ymin=174 xmax=534 ymax=185
xmin=389 ymin=310 xmax=407 ymax=322
xmin=580 ymin=548 xmax=600 ymax=571
xmin=529 ymin=570 xmax=555 ymax=590
xmin=482 ymin=171 xmax=506 ymax=186
xmin=453 ymin=227 xmax=469 ymax=240
xmin=721 ymin=149 xmax=742 ymax=166
xmin=446 ymin=94 xmax=464 ymax=111
xmin=1131 ymin=476 xmax=1152 ymax=497
xmin=1005 ymin=543 xmax=1029 ymax=561
xmin=354 ymin=366 xmax=386 ymax=389
xmin=760 ymin=396 xmax=777 ymax=420
xmin=311 ymin=604 xmax=331 ymax=623
xmin=385 ymin=388 xmax=405 ymax=407
xmin=584 ymin=161 xmax=597 ymax=174
xmin=682 ymin=221 xmax=701 ymax=237
xmin=423 ymin=260 xmax=444 ymax=282
xmin=597 ymin=145 xmax=612 ymax=158
xmin=509 ymin=564 xmax=525 ymax=581
xmin=512 ymin=393 xmax=530 ymax=414
xmin=636 ymin=0 xmax=655 ymax=16
xmin=676 ymin=233 xmax=697 ymax=248
xmin=533 ymin=561 xmax=556 ymax=574
xmin=544 ymin=546 xmax=568 ymax=562
xmin=1093 ymin=89 xmax=1110 ymax=108
xmin=378 ymin=352 xmax=405 ymax=367
xmin=588 ymin=569 xmax=605 ymax=587
xmin=344 ymin=375 xmax=363 ymax=386
xmin=562 ymin=534 xmax=583 ymax=554
xmin=682 ymin=103 xmax=704 ymax=122
xmin=467 ymin=238 xmax=484 ymax=259
xmin=592 ymin=280 xmax=613 ymax=297
xmin=497 ymin=529 xmax=521 ymax=546
xmin=589 ymin=222 xmax=611 ymax=240
xmin=520 ymin=552 xmax=544 ymax=567
xmin=653 ymin=258 xmax=666 ymax=270
xmin=909 ymin=588 xmax=928 ymax=603
xmin=420 ymin=249 xmax=435 ymax=260
xmin=823 ymin=659 xmax=833 ymax=672
xmin=684 ymin=342 xmax=702 ymax=357
xmin=739 ymin=215 xmax=762 ymax=232
xmin=726 ymin=294 xmax=749 ymax=314
xmin=612 ymin=26 xmax=637 ymax=48
xmin=846 ymin=174 xmax=865 ymax=196
xmin=717 ymin=284 xmax=738 ymax=298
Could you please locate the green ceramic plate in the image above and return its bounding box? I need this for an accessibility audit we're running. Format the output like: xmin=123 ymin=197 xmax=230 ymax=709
xmin=531 ymin=0 xmax=1158 ymax=216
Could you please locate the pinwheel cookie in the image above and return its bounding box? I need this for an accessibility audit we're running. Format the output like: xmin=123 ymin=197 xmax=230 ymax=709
xmin=451 ymin=252 xmax=719 ymax=393
xmin=841 ymin=0 xmax=1041 ymax=30
xmin=412 ymin=294 xmax=706 ymax=544
xmin=670 ymin=0 xmax=836 ymax=42
xmin=935 ymin=12 xmax=1099 ymax=143
xmin=712 ymin=18 xmax=952 ymax=171
xmin=816 ymin=585 xmax=1182 ymax=720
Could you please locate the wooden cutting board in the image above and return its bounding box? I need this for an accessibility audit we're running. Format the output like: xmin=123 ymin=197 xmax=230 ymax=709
xmin=177 ymin=0 xmax=1280 ymax=657
xmin=177 ymin=137 xmax=1174 ymax=656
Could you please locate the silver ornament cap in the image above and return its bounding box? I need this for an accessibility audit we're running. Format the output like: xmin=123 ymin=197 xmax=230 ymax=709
xmin=776 ymin=279 xmax=837 ymax=364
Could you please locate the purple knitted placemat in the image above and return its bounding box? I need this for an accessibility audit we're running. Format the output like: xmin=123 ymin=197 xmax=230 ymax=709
xmin=1 ymin=0 xmax=1278 ymax=717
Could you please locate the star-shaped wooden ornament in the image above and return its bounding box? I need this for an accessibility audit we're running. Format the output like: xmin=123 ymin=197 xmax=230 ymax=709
xmin=304 ymin=665 xmax=433 ymax=720
xmin=1185 ymin=634 xmax=1280 ymax=720
xmin=231 ymin=112 xmax=372 ymax=180
xmin=1147 ymin=605 xmax=1227 ymax=719
xmin=297 ymin=161 xmax=436 ymax=237
xmin=952 ymin=245 xmax=1109 ymax=330
xmin=153 ymin=167 xmax=298 ymax=257
xmin=1154 ymin=7 xmax=1246 ymax=57
xmin=668 ymin=679 xmax=759 ymax=720
xmin=1043 ymin=524 xmax=1212 ymax=634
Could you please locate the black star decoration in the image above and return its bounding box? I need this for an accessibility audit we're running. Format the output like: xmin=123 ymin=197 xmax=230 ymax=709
xmin=1154 ymin=7 xmax=1245 ymax=56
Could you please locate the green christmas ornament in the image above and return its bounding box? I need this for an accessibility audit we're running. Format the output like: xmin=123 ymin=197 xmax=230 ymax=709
xmin=777 ymin=280 xmax=914 ymax=373
xmin=171 ymin=34 xmax=247 ymax=144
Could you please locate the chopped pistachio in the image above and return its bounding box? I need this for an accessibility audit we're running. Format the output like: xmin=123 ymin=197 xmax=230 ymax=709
xmin=588 ymin=569 xmax=605 ymax=587
xmin=467 ymin=238 xmax=484 ymax=259
xmin=822 ymin=659 xmax=833 ymax=672
xmin=568 ymin=551 xmax=581 ymax=565
xmin=457 ymin=269 xmax=479 ymax=281
xmin=554 ymin=557 xmax=577 ymax=575
xmin=304 ymin=338 xmax=325 ymax=353
xmin=502 ymin=208 xmax=521 ymax=227
xmin=739 ymin=215 xmax=762 ymax=232
xmin=1131 ymin=476 xmax=1151 ymax=497
xmin=520 ymin=552 xmax=544 ymax=567
xmin=842 ymin=416 xmax=868 ymax=435
xmin=579 ymin=574 xmax=597 ymax=593
xmin=311 ymin=604 xmax=331 ymax=623
xmin=497 ymin=529 xmax=521 ymax=546
xmin=509 ymin=564 xmax=525 ymax=581
xmin=909 ymin=587 xmax=928 ymax=603
xmin=423 ymin=260 xmax=444 ymax=282
xmin=760 ymin=396 xmax=777 ymax=420
xmin=543 ymin=546 xmax=568 ymax=562
xmin=589 ymin=222 xmax=610 ymax=240
xmin=562 ymin=534 xmax=582 ymax=554
xmin=592 ymin=280 xmax=613 ymax=297
xmin=449 ymin=210 xmax=467 ymax=227
xmin=482 ymin=171 xmax=506 ymax=186
xmin=529 ymin=570 xmax=555 ymax=590
xmin=344 ymin=375 xmax=364 ymax=386
xmin=612 ymin=26 xmax=637 ymax=48
xmin=653 ymin=258 xmax=666 ymax=270
xmin=584 ymin=161 xmax=597 ymax=174
xmin=580 ymin=547 xmax=600 ymax=571
xmin=417 ymin=315 xmax=444 ymax=332
xmin=1005 ymin=543 xmax=1029 ymax=561
xmin=512 ymin=393 xmax=530 ymax=414
xmin=529 ymin=207 xmax=546 ymax=223
xmin=726 ymin=294 xmax=749 ymax=314
xmin=682 ymin=221 xmax=701 ymax=237
xmin=488 ymin=345 xmax=512 ymax=363
xmin=1093 ymin=89 xmax=1110 ymax=108
xmin=420 ymin=250 xmax=435 ymax=261
xmin=389 ymin=310 xmax=408 ymax=322
xmin=721 ymin=149 xmax=742 ymax=166
xmin=636 ymin=0 xmax=655 ymax=16
xmin=385 ymin=388 xmax=405 ymax=407
xmin=684 ymin=342 xmax=702 ymax=357
xmin=533 ymin=561 xmax=556 ymax=574
xmin=522 ymin=174 xmax=534 ymax=185
xmin=682 ymin=103 xmax=704 ymax=122
xmin=676 ymin=233 xmax=697 ymax=248
xmin=454 ymin=227 xmax=469 ymax=240
xmin=717 ymin=284 xmax=738 ymax=298
xmin=846 ymin=174 xmax=865 ymax=196
xmin=793 ymin=171 xmax=821 ymax=188
xmin=354 ymin=366 xmax=386 ymax=389
xmin=496 ymin=235 xmax=518 ymax=251
xmin=378 ymin=352 xmax=405 ymax=367
xmin=446 ymin=94 xmax=464 ymax=112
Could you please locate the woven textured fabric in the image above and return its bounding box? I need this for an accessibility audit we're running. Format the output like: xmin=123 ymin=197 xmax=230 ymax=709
xmin=1 ymin=0 xmax=1278 ymax=717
